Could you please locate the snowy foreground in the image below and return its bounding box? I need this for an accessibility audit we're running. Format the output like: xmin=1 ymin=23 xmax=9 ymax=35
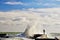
xmin=20 ymin=37 xmax=34 ymax=40
xmin=0 ymin=37 xmax=34 ymax=40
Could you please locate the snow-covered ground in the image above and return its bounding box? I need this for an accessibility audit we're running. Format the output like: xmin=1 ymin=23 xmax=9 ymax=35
xmin=0 ymin=37 xmax=34 ymax=40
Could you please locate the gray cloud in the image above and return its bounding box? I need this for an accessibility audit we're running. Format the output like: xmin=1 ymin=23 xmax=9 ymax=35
xmin=0 ymin=17 xmax=6 ymax=20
